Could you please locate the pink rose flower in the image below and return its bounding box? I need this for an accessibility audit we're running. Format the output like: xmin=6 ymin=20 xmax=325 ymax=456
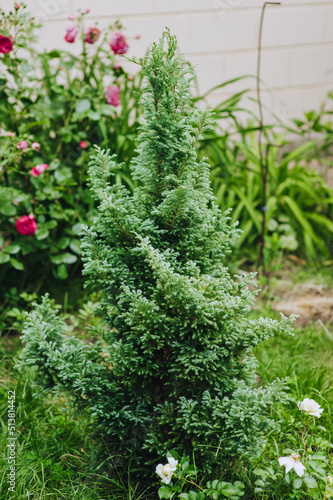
xmin=17 ymin=141 xmax=28 ymax=150
xmin=110 ymin=31 xmax=129 ymax=55
xmin=0 ymin=34 xmax=14 ymax=54
xmin=15 ymin=3 xmax=20 ymax=9
xmin=9 ymin=132 xmax=15 ymax=137
xmin=80 ymin=141 xmax=88 ymax=148
xmin=84 ymin=8 xmax=90 ymax=13
xmin=85 ymin=27 xmax=100 ymax=44
xmin=30 ymin=163 xmax=48 ymax=177
xmin=68 ymin=14 xmax=75 ymax=20
xmin=105 ymin=86 xmax=120 ymax=107
xmin=64 ymin=25 xmax=78 ymax=43
xmin=114 ymin=63 xmax=121 ymax=70
xmin=135 ymin=34 xmax=141 ymax=39
xmin=31 ymin=142 xmax=40 ymax=150
xmin=16 ymin=215 xmax=37 ymax=236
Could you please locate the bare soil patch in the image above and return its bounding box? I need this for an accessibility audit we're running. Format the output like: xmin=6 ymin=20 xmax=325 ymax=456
xmin=271 ymin=280 xmax=333 ymax=327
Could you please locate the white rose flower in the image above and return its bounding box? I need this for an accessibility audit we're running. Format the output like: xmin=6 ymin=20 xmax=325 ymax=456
xmin=156 ymin=457 xmax=178 ymax=484
xmin=298 ymin=398 xmax=323 ymax=417
xmin=278 ymin=453 xmax=306 ymax=477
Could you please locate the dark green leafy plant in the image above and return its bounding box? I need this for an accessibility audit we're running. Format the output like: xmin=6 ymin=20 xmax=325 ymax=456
xmin=156 ymin=452 xmax=245 ymax=499
xmin=205 ymin=126 xmax=333 ymax=269
xmin=0 ymin=3 xmax=142 ymax=311
xmin=19 ymin=30 xmax=295 ymax=473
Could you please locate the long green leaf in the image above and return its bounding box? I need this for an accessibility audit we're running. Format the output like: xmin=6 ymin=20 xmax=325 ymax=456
xmin=276 ymin=178 xmax=319 ymax=200
xmin=306 ymin=212 xmax=333 ymax=233
xmin=280 ymin=141 xmax=316 ymax=169
xmin=237 ymin=219 xmax=254 ymax=246
xmin=198 ymin=75 xmax=254 ymax=99
xmin=233 ymin=186 xmax=261 ymax=232
xmin=282 ymin=195 xmax=326 ymax=258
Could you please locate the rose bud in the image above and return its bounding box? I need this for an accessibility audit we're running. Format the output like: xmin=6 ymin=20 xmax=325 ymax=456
xmin=64 ymin=25 xmax=78 ymax=43
xmin=110 ymin=31 xmax=129 ymax=55
xmin=30 ymin=164 xmax=48 ymax=177
xmin=17 ymin=141 xmax=28 ymax=150
xmin=85 ymin=27 xmax=100 ymax=44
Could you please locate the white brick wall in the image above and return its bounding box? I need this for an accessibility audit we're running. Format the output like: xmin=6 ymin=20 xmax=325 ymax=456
xmin=2 ymin=0 xmax=333 ymax=123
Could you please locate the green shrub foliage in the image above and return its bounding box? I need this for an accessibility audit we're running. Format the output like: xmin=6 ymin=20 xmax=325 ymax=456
xmin=0 ymin=4 xmax=142 ymax=307
xmin=20 ymin=31 xmax=295 ymax=469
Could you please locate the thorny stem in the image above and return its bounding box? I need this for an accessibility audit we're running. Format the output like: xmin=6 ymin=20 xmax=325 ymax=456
xmin=256 ymin=2 xmax=281 ymax=277
xmin=89 ymin=32 xmax=108 ymax=85
xmin=0 ymin=138 xmax=10 ymax=186
xmin=80 ymin=15 xmax=88 ymax=81
xmin=53 ymin=102 xmax=75 ymax=161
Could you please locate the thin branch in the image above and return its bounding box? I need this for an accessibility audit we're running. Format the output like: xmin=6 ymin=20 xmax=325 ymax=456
xmin=256 ymin=1 xmax=281 ymax=276
xmin=167 ymin=191 xmax=183 ymax=231
xmin=178 ymin=114 xmax=206 ymax=179
xmin=115 ymin=219 xmax=135 ymax=244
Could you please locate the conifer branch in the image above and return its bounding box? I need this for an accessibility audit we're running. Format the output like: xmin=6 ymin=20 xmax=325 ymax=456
xmin=115 ymin=219 xmax=135 ymax=244
xmin=101 ymin=156 xmax=107 ymax=190
xmin=167 ymin=191 xmax=184 ymax=231
xmin=178 ymin=113 xmax=206 ymax=179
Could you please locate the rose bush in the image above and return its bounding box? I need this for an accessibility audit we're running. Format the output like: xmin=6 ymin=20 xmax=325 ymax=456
xmin=0 ymin=3 xmax=143 ymax=327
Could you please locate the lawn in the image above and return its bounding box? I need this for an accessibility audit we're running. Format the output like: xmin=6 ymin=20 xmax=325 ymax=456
xmin=1 ymin=269 xmax=332 ymax=499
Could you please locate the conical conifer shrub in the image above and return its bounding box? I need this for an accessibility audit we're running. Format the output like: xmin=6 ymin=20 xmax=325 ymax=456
xmin=20 ymin=30 xmax=294 ymax=470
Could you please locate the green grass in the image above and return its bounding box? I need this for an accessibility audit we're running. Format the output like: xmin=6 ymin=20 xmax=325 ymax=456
xmin=250 ymin=305 xmax=333 ymax=499
xmin=0 ymin=336 xmax=156 ymax=499
xmin=0 ymin=292 xmax=332 ymax=499
xmin=257 ymin=326 xmax=332 ymax=403
xmin=254 ymin=305 xmax=333 ymax=424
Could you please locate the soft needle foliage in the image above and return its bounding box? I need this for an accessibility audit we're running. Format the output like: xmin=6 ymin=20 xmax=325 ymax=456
xmin=19 ymin=31 xmax=295 ymax=471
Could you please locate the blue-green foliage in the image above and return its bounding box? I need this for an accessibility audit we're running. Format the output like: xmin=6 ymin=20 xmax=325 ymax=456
xmin=20 ymin=31 xmax=295 ymax=468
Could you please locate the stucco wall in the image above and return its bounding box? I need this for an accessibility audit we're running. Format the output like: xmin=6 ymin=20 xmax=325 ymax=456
xmin=2 ymin=0 xmax=333 ymax=124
